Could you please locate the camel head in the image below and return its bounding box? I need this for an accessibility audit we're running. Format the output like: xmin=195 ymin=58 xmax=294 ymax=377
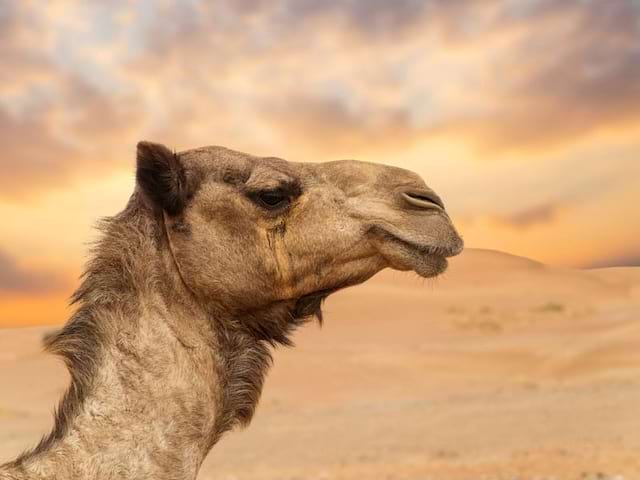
xmin=136 ymin=141 xmax=463 ymax=319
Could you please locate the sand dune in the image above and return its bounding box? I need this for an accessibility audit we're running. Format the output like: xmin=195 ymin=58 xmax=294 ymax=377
xmin=1 ymin=248 xmax=639 ymax=479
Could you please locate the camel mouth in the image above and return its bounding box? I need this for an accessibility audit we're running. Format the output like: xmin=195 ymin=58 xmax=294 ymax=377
xmin=384 ymin=232 xmax=463 ymax=259
xmin=369 ymin=226 xmax=463 ymax=278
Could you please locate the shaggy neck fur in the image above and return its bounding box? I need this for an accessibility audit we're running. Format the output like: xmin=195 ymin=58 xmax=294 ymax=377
xmin=0 ymin=195 xmax=320 ymax=480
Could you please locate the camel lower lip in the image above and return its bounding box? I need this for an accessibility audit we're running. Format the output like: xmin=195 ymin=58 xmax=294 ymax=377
xmin=379 ymin=230 xmax=456 ymax=259
xmin=375 ymin=231 xmax=449 ymax=278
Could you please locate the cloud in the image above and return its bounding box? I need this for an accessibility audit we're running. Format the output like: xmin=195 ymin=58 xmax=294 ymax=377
xmin=0 ymin=108 xmax=75 ymax=198
xmin=280 ymin=0 xmax=430 ymax=36
xmin=587 ymin=252 xmax=640 ymax=269
xmin=0 ymin=2 xmax=144 ymax=200
xmin=0 ymin=81 xmax=143 ymax=200
xmin=0 ymin=249 xmax=68 ymax=295
xmin=1 ymin=0 xmax=639 ymax=199
xmin=261 ymin=94 xmax=424 ymax=157
xmin=502 ymin=203 xmax=559 ymax=228
xmin=445 ymin=0 xmax=640 ymax=153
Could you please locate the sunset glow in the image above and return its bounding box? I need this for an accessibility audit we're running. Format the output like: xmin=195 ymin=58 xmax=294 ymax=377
xmin=1 ymin=0 xmax=639 ymax=326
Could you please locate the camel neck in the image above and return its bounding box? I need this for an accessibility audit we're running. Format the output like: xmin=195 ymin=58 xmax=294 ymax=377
xmin=1 ymin=204 xmax=222 ymax=480
xmin=4 ymin=304 xmax=220 ymax=480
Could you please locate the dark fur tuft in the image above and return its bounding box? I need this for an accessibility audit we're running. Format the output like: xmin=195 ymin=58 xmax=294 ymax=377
xmin=212 ymin=291 xmax=331 ymax=438
xmin=293 ymin=291 xmax=328 ymax=325
xmin=136 ymin=141 xmax=188 ymax=216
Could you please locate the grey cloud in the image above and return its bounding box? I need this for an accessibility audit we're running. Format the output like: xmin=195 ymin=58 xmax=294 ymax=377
xmin=0 ymin=249 xmax=67 ymax=295
xmin=261 ymin=94 xmax=424 ymax=156
xmin=504 ymin=203 xmax=559 ymax=228
xmin=586 ymin=251 xmax=640 ymax=269
xmin=466 ymin=0 xmax=640 ymax=152
xmin=282 ymin=0 xmax=430 ymax=35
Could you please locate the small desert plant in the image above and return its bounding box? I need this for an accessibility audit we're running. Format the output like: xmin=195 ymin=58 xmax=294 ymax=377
xmin=533 ymin=301 xmax=565 ymax=313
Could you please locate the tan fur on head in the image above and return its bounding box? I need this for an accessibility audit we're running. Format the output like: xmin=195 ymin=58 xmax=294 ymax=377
xmin=1 ymin=142 xmax=462 ymax=480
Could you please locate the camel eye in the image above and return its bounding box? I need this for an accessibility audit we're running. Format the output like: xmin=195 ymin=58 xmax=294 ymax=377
xmin=256 ymin=190 xmax=289 ymax=209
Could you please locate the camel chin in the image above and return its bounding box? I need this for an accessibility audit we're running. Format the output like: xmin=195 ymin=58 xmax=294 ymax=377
xmin=368 ymin=222 xmax=464 ymax=279
xmin=376 ymin=237 xmax=454 ymax=278
xmin=407 ymin=252 xmax=451 ymax=278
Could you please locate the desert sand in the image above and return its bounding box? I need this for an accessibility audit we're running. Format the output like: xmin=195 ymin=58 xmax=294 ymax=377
xmin=1 ymin=248 xmax=639 ymax=479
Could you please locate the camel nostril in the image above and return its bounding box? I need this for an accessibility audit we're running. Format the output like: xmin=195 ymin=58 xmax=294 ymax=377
xmin=401 ymin=190 xmax=445 ymax=211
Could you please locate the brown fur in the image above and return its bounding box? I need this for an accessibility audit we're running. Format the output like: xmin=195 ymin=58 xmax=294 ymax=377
xmin=0 ymin=142 xmax=462 ymax=480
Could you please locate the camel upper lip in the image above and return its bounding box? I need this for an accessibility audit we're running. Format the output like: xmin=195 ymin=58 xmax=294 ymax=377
xmin=373 ymin=227 xmax=463 ymax=258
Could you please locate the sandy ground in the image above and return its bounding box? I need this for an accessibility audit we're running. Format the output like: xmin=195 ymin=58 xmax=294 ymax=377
xmin=1 ymin=248 xmax=639 ymax=479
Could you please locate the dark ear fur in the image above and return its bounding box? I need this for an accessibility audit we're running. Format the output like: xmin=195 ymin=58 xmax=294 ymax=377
xmin=136 ymin=141 xmax=188 ymax=216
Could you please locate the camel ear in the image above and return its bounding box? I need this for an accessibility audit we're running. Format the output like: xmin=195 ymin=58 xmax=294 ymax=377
xmin=136 ymin=141 xmax=188 ymax=216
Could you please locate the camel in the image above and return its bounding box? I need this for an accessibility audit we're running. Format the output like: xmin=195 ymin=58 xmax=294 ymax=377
xmin=0 ymin=142 xmax=463 ymax=480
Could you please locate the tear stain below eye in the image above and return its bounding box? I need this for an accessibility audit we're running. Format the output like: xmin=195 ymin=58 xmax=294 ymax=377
xmin=265 ymin=221 xmax=295 ymax=297
xmin=266 ymin=221 xmax=287 ymax=250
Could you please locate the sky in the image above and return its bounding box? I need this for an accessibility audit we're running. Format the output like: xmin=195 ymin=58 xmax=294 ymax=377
xmin=1 ymin=0 xmax=639 ymax=326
